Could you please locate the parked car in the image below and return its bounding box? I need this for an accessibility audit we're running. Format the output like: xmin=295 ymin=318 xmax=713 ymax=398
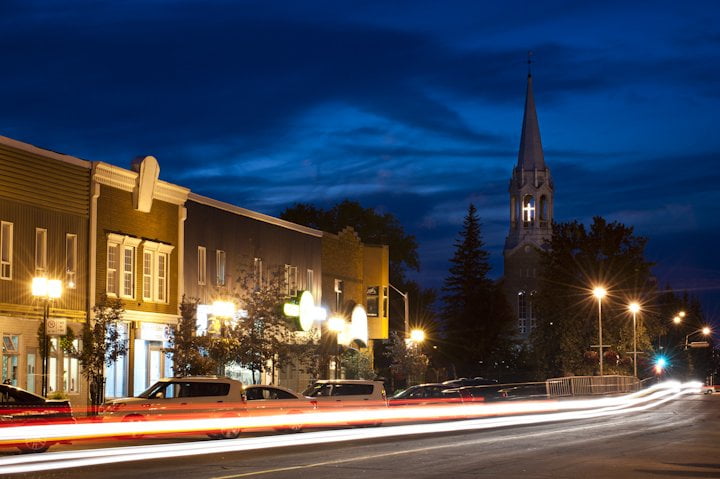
xmin=101 ymin=376 xmax=246 ymax=439
xmin=244 ymin=384 xmax=316 ymax=432
xmin=0 ymin=384 xmax=75 ymax=453
xmin=389 ymin=383 xmax=464 ymax=407
xmin=452 ymin=384 xmax=507 ymax=403
xmin=303 ymin=380 xmax=387 ymax=426
xmin=497 ymin=383 xmax=548 ymax=400
xmin=442 ymin=377 xmax=498 ymax=388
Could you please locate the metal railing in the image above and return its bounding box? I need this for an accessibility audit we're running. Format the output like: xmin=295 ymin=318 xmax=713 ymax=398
xmin=546 ymin=375 xmax=640 ymax=397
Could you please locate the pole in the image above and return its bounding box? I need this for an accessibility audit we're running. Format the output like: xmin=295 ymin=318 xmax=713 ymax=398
xmin=598 ymin=297 xmax=603 ymax=376
xmin=41 ymin=300 xmax=49 ymax=397
xmin=389 ymin=283 xmax=409 ymax=338
xmin=632 ymin=310 xmax=637 ymax=378
xmin=335 ymin=336 xmax=340 ymax=380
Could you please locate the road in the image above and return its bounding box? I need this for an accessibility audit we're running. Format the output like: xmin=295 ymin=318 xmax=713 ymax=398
xmin=5 ymin=392 xmax=719 ymax=478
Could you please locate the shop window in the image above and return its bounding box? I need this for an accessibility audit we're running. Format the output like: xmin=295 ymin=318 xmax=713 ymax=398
xmin=63 ymin=339 xmax=80 ymax=394
xmin=2 ymin=335 xmax=19 ymax=386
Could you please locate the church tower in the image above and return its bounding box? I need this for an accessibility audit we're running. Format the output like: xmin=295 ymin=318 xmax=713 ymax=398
xmin=503 ymin=71 xmax=554 ymax=341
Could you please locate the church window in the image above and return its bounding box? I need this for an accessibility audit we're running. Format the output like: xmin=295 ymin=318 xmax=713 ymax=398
xmin=522 ymin=195 xmax=535 ymax=225
xmin=539 ymin=195 xmax=549 ymax=226
xmin=518 ymin=291 xmax=527 ymax=319
xmin=529 ymin=291 xmax=537 ymax=330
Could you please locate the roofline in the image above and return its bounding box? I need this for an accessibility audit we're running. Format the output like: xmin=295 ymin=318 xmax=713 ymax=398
xmin=0 ymin=135 xmax=92 ymax=168
xmin=188 ymin=192 xmax=323 ymax=237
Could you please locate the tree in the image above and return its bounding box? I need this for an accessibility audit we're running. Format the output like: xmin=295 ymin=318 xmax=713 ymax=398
xmin=76 ymin=294 xmax=128 ymax=414
xmin=166 ymin=296 xmax=216 ymax=376
xmin=531 ymin=217 xmax=656 ymax=378
xmin=384 ymin=331 xmax=428 ymax=390
xmin=440 ymin=204 xmax=515 ymax=378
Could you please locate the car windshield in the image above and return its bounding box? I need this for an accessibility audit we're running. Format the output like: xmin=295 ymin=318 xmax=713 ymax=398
xmin=137 ymin=381 xmax=168 ymax=399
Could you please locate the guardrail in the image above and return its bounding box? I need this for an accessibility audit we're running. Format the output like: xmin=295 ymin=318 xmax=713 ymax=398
xmin=546 ymin=375 xmax=640 ymax=397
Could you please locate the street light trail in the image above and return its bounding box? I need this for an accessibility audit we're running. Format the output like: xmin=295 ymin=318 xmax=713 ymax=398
xmin=0 ymin=381 xmax=700 ymax=475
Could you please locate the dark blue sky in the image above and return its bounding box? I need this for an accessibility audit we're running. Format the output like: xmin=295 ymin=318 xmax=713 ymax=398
xmin=2 ymin=1 xmax=718 ymax=327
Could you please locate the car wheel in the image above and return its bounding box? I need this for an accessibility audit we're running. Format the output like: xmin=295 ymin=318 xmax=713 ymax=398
xmin=274 ymin=411 xmax=303 ymax=433
xmin=18 ymin=439 xmax=50 ymax=454
xmin=216 ymin=414 xmax=242 ymax=439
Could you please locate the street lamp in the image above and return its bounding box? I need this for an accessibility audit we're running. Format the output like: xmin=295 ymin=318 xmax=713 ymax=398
xmin=685 ymin=327 xmax=712 ymax=349
xmin=672 ymin=311 xmax=686 ymax=325
xmin=32 ymin=277 xmax=62 ymax=397
xmin=409 ymin=328 xmax=425 ymax=344
xmin=593 ymin=286 xmax=607 ymax=376
xmin=389 ymin=283 xmax=409 ymax=338
xmin=628 ymin=302 xmax=640 ymax=378
xmin=327 ymin=316 xmax=346 ymax=379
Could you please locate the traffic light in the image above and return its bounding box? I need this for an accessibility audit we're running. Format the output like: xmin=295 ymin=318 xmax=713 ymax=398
xmin=654 ymin=356 xmax=668 ymax=375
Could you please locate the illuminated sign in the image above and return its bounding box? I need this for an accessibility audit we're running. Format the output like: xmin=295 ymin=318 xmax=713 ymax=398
xmin=284 ymin=291 xmax=326 ymax=332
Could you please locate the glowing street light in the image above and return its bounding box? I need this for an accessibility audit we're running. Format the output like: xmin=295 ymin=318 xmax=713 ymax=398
xmin=685 ymin=326 xmax=712 ymax=349
xmin=628 ymin=302 xmax=640 ymax=378
xmin=672 ymin=311 xmax=685 ymax=325
xmin=32 ymin=277 xmax=62 ymax=397
xmin=409 ymin=329 xmax=425 ymax=343
xmin=593 ymin=286 xmax=607 ymax=376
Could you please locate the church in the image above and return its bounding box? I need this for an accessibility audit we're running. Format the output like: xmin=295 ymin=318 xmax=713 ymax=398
xmin=503 ymin=70 xmax=554 ymax=342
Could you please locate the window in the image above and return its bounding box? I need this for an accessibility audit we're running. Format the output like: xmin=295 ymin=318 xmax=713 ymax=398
xmin=107 ymin=234 xmax=141 ymax=298
xmin=529 ymin=291 xmax=537 ymax=330
xmin=216 ymin=250 xmax=226 ymax=286
xmin=142 ymin=241 xmax=173 ymax=303
xmin=284 ymin=264 xmax=297 ymax=297
xmin=383 ymin=286 xmax=388 ymax=318
xmin=334 ymin=279 xmax=344 ymax=310
xmin=107 ymin=243 xmax=119 ymax=295
xmin=198 ymin=246 xmax=207 ymax=285
xmin=35 ymin=228 xmax=47 ymax=274
xmin=306 ymin=269 xmax=313 ymax=292
xmin=253 ymin=257 xmax=263 ymax=289
xmin=122 ymin=246 xmax=135 ymax=298
xmin=366 ymin=286 xmax=379 ymax=316
xmin=65 ymin=234 xmax=77 ymax=288
xmin=522 ymin=195 xmax=535 ymax=224
xmin=0 ymin=221 xmax=12 ymax=280
xmin=63 ymin=339 xmax=80 ymax=394
xmin=143 ymin=251 xmax=153 ymax=301
xmin=518 ymin=291 xmax=527 ymax=319
xmin=518 ymin=318 xmax=527 ymax=335
xmin=2 ymin=335 xmax=18 ymax=386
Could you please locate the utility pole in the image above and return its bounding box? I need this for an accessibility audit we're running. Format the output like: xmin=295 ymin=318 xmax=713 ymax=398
xmin=389 ymin=283 xmax=409 ymax=338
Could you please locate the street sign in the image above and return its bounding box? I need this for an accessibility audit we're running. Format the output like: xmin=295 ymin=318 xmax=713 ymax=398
xmin=689 ymin=341 xmax=710 ymax=348
xmin=46 ymin=318 xmax=67 ymax=336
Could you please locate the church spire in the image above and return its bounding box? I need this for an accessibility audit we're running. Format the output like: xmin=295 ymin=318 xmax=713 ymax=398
xmin=517 ymin=72 xmax=546 ymax=170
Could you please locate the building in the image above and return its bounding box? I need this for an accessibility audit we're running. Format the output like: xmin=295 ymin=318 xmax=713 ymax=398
xmin=321 ymin=227 xmax=389 ymax=379
xmin=0 ymin=136 xmax=91 ymax=403
xmin=503 ymin=73 xmax=554 ymax=341
xmin=183 ymin=193 xmax=324 ymax=389
xmin=92 ymin=156 xmax=189 ymax=398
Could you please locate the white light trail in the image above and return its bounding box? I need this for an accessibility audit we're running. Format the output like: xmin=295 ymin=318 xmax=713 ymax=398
xmin=0 ymin=381 xmax=701 ymax=475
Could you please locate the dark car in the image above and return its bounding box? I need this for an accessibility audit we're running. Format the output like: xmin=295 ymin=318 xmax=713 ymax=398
xmin=0 ymin=384 xmax=75 ymax=453
xmin=390 ymin=383 xmax=464 ymax=407
xmin=453 ymin=384 xmax=507 ymax=403
xmin=497 ymin=383 xmax=548 ymax=401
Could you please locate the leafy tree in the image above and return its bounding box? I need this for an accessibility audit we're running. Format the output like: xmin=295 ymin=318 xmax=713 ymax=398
xmin=384 ymin=331 xmax=428 ymax=389
xmin=341 ymin=348 xmax=375 ymax=380
xmin=76 ymin=294 xmax=128 ymax=414
xmin=166 ymin=296 xmax=216 ymax=376
xmin=440 ymin=204 xmax=515 ymax=377
xmin=531 ymin=217 xmax=655 ymax=378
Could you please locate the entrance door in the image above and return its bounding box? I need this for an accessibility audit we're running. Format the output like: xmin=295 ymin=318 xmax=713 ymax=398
xmin=148 ymin=343 xmax=165 ymax=386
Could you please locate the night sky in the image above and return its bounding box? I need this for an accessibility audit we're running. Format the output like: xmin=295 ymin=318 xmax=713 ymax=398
xmin=2 ymin=1 xmax=718 ymax=328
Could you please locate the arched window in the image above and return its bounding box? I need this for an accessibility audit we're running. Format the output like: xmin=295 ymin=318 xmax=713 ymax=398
xmin=517 ymin=291 xmax=527 ymax=319
xmin=529 ymin=291 xmax=537 ymax=330
xmin=539 ymin=195 xmax=548 ymax=221
xmin=522 ymin=195 xmax=535 ymax=225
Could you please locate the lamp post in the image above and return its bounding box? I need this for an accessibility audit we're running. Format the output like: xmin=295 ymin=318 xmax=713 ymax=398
xmin=685 ymin=327 xmax=712 ymax=349
xmin=328 ymin=316 xmax=346 ymax=379
xmin=593 ymin=286 xmax=607 ymax=376
xmin=628 ymin=302 xmax=640 ymax=378
xmin=389 ymin=283 xmax=409 ymax=339
xmin=32 ymin=277 xmax=62 ymax=397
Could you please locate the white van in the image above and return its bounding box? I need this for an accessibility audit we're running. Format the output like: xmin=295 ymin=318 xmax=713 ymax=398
xmin=303 ymin=379 xmax=387 ymax=407
xmin=101 ymin=376 xmax=246 ymax=439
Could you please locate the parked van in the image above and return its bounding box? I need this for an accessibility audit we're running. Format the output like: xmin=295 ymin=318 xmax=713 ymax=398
xmin=303 ymin=379 xmax=387 ymax=407
xmin=101 ymin=376 xmax=246 ymax=439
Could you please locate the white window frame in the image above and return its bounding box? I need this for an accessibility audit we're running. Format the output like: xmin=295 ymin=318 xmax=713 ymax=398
xmin=63 ymin=339 xmax=80 ymax=394
xmin=306 ymin=269 xmax=313 ymax=292
xmin=35 ymin=228 xmax=47 ymax=274
xmin=65 ymin=233 xmax=77 ymax=288
xmin=107 ymin=234 xmax=142 ymax=299
xmin=107 ymin=242 xmax=119 ymax=296
xmin=198 ymin=246 xmax=207 ymax=285
xmin=143 ymin=241 xmax=173 ymax=303
xmin=0 ymin=221 xmax=12 ymax=280
xmin=284 ymin=264 xmax=297 ymax=297
xmin=253 ymin=257 xmax=263 ymax=289
xmin=216 ymin=250 xmax=226 ymax=286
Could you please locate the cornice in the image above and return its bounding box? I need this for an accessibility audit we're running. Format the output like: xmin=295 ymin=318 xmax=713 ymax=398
xmin=0 ymin=135 xmax=91 ymax=169
xmin=93 ymin=162 xmax=137 ymax=192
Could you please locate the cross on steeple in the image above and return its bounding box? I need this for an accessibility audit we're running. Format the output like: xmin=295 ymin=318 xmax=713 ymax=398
xmin=523 ymin=201 xmax=535 ymax=222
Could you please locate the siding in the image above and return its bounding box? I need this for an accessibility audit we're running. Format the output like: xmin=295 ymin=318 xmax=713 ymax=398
xmin=0 ymin=143 xmax=90 ymax=217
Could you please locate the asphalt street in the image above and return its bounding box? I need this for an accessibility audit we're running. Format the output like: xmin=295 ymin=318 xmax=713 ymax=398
xmin=6 ymin=393 xmax=720 ymax=479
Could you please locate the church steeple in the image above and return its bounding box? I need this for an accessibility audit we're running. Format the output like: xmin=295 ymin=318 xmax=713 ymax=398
xmin=517 ymin=73 xmax=546 ymax=171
